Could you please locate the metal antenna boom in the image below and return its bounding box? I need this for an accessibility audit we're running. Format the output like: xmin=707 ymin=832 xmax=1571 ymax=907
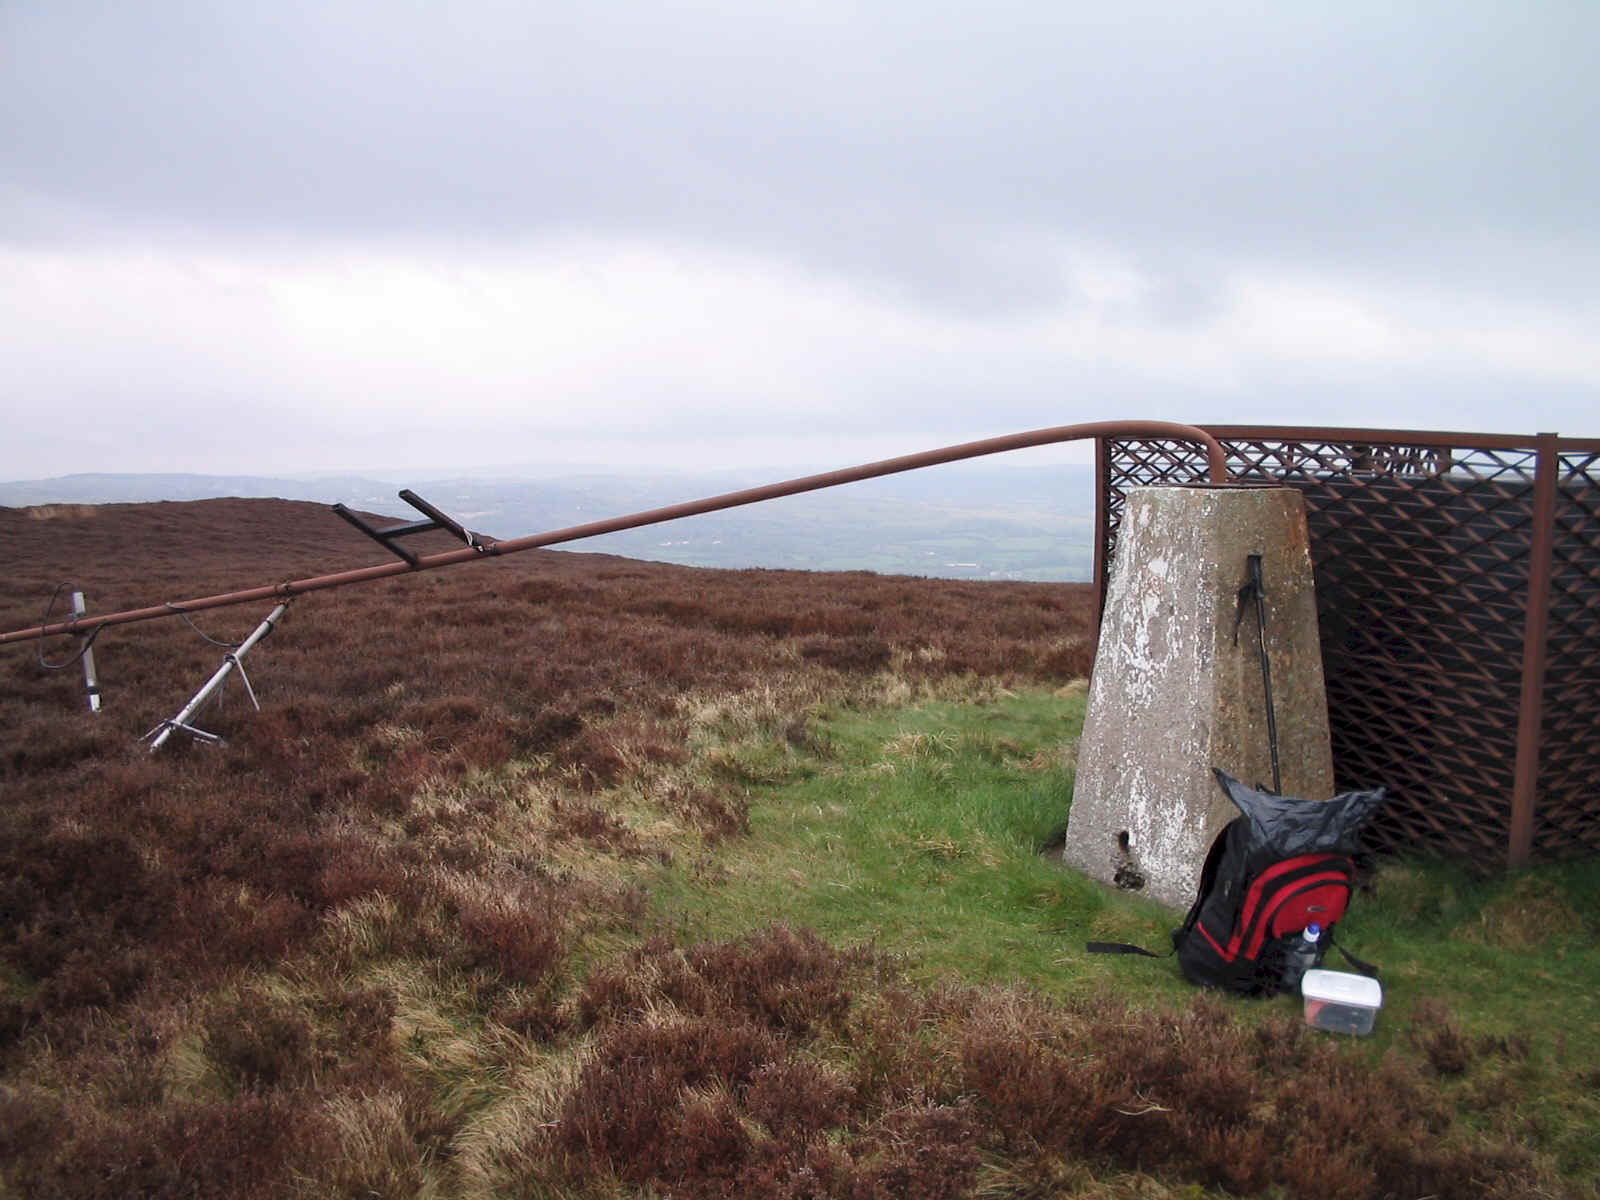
xmin=2 ymin=420 xmax=1229 ymax=647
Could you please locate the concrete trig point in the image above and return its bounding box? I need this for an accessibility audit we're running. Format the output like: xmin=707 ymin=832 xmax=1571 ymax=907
xmin=1062 ymin=485 xmax=1334 ymax=910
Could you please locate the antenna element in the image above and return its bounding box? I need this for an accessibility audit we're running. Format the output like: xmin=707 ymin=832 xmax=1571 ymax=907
xmin=331 ymin=490 xmax=488 ymax=566
xmin=143 ymin=604 xmax=289 ymax=751
xmin=71 ymin=590 xmax=102 ymax=712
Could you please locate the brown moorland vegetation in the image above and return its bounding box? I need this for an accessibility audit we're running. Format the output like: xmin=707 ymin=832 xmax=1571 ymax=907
xmin=0 ymin=499 xmax=1581 ymax=1198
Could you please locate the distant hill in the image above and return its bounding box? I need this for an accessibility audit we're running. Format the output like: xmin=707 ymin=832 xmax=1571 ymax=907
xmin=0 ymin=463 xmax=1098 ymax=581
xmin=0 ymin=472 xmax=401 ymax=507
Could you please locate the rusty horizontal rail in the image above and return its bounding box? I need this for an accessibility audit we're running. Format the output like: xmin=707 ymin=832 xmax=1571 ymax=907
xmin=3 ymin=419 xmax=1227 ymax=647
xmin=1198 ymin=425 xmax=1600 ymax=453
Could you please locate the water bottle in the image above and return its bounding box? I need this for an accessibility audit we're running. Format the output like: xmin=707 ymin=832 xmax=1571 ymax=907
xmin=1283 ymin=923 xmax=1323 ymax=993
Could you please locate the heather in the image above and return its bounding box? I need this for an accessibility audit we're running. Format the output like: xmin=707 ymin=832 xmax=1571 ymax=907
xmin=1 ymin=498 xmax=1594 ymax=1199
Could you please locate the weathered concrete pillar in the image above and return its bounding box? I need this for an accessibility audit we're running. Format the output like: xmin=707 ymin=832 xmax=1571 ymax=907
xmin=1062 ymin=485 xmax=1333 ymax=910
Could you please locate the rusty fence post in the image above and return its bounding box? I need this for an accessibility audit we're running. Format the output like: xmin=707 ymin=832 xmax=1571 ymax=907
xmin=1093 ymin=436 xmax=1111 ymax=628
xmin=1508 ymin=432 xmax=1560 ymax=869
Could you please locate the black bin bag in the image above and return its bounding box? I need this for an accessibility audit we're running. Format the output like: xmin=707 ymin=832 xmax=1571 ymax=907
xmin=1212 ymin=769 xmax=1385 ymax=861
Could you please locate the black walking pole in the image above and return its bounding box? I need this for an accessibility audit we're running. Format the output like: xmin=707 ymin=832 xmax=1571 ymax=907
xmin=1234 ymin=553 xmax=1282 ymax=794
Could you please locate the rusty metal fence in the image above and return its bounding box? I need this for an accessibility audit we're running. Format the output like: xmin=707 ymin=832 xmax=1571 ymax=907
xmin=1095 ymin=427 xmax=1600 ymax=869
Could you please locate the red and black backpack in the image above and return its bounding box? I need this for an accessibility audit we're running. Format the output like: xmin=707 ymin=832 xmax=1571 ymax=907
xmin=1089 ymin=768 xmax=1382 ymax=996
xmin=1171 ymin=809 xmax=1356 ymax=994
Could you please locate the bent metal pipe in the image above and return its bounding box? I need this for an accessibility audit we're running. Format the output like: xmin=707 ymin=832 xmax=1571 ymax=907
xmin=2 ymin=420 xmax=1228 ymax=647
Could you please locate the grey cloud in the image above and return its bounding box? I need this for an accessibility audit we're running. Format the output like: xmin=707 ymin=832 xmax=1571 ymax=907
xmin=5 ymin=1 xmax=1597 ymax=316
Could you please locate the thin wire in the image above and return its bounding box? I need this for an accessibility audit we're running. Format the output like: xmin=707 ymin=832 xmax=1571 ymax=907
xmin=163 ymin=603 xmax=242 ymax=649
xmin=36 ymin=582 xmax=103 ymax=670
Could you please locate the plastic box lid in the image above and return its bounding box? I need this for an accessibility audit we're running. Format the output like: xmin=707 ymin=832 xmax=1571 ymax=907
xmin=1301 ymin=968 xmax=1383 ymax=1008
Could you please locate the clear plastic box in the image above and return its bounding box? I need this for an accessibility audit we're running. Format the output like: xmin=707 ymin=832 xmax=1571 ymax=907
xmin=1301 ymin=968 xmax=1383 ymax=1035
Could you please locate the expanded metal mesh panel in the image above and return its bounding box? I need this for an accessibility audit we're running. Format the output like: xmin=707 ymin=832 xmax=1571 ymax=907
xmin=1536 ymin=451 xmax=1600 ymax=859
xmin=1099 ymin=431 xmax=1599 ymax=868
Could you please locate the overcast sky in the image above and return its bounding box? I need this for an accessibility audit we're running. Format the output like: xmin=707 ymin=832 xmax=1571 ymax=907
xmin=3 ymin=1 xmax=1596 ymax=482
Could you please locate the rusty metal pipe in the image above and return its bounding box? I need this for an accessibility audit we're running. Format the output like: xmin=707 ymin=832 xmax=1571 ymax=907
xmin=3 ymin=419 xmax=1227 ymax=647
xmin=1508 ymin=432 xmax=1560 ymax=868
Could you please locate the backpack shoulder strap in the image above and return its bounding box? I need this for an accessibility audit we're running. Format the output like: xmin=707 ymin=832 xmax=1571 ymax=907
xmin=1175 ymin=817 xmax=1241 ymax=941
xmin=1085 ymin=940 xmax=1167 ymax=958
xmin=1085 ymin=819 xmax=1239 ymax=960
xmin=1325 ymin=926 xmax=1380 ymax=978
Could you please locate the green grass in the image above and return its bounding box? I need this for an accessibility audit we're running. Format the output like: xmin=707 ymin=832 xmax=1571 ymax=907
xmin=659 ymin=690 xmax=1099 ymax=984
xmin=650 ymin=685 xmax=1600 ymax=1183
